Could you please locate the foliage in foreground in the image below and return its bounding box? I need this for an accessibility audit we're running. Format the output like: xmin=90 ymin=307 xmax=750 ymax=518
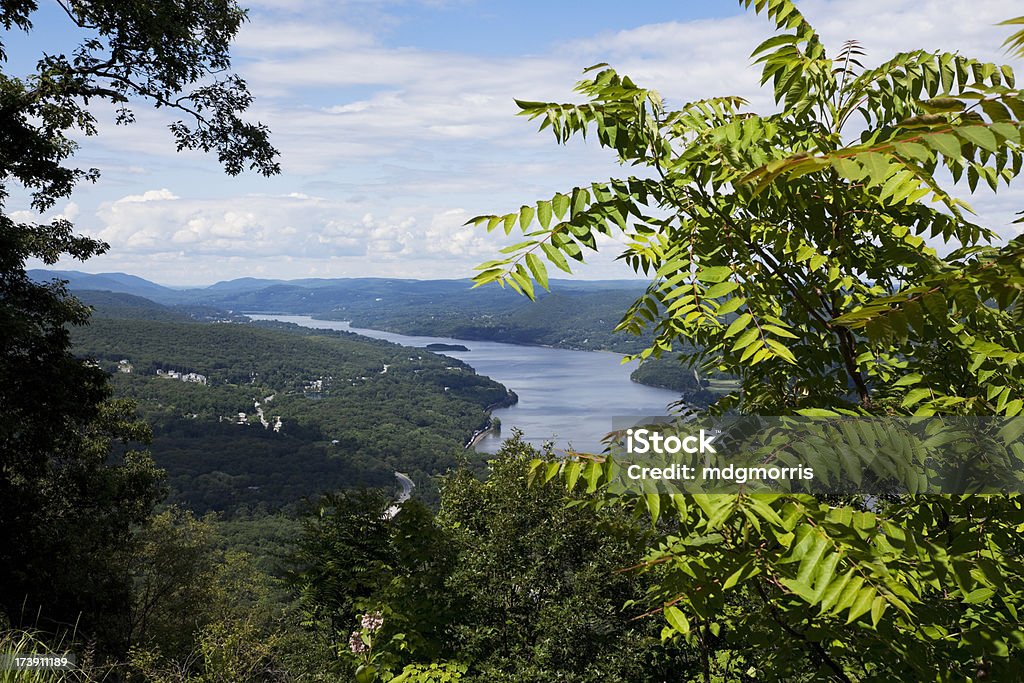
xmin=0 ymin=629 xmax=95 ymax=683
xmin=1 ymin=0 xmax=277 ymax=658
xmin=285 ymin=436 xmax=697 ymax=682
xmin=474 ymin=1 xmax=1024 ymax=680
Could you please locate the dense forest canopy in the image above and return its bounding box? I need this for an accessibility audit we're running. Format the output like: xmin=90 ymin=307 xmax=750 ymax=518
xmin=48 ymin=275 xmax=714 ymax=393
xmin=72 ymin=317 xmax=513 ymax=512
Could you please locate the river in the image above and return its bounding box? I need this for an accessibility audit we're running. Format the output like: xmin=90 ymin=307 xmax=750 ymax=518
xmin=248 ymin=315 xmax=682 ymax=454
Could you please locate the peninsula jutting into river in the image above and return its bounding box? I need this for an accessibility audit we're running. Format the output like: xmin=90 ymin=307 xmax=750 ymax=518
xmin=247 ymin=315 xmax=682 ymax=454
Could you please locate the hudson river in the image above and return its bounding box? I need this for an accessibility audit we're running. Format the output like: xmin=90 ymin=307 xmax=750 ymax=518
xmin=249 ymin=315 xmax=682 ymax=454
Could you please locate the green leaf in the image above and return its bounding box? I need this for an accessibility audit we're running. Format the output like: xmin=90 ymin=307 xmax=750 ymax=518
xmin=536 ymin=200 xmax=553 ymax=229
xmin=981 ymin=99 xmax=1012 ymax=123
xmin=716 ymin=296 xmax=745 ymax=315
xmin=511 ymin=263 xmax=535 ymax=300
xmin=704 ymin=281 xmax=739 ymax=298
xmin=747 ymin=497 xmax=785 ymax=527
xmin=519 ymin=205 xmax=535 ymax=230
xmin=541 ymin=242 xmax=572 ymax=273
xmin=355 ymin=665 xmax=378 ymax=683
xmin=723 ymin=561 xmax=754 ymax=590
xmin=762 ymin=323 xmax=798 ymax=339
xmin=957 ymin=125 xmax=998 ymax=152
xmin=697 ymin=266 xmax=732 ymax=283
xmin=645 ymin=493 xmax=661 ymax=524
xmin=724 ymin=313 xmax=752 ymax=338
xmin=664 ymin=606 xmax=690 ymax=635
xmin=503 ymin=213 xmax=517 ymax=235
xmin=731 ymin=327 xmax=760 ymax=352
xmin=870 ymin=595 xmax=887 ymax=627
xmin=990 ymin=121 xmax=1021 ymax=143
xmin=781 ymin=577 xmax=818 ymax=603
xmin=901 ymin=388 xmax=931 ymax=408
xmin=893 ymin=373 xmax=922 ymax=387
xmin=525 ymin=252 xmax=549 ymax=290
xmin=963 ymin=587 xmax=995 ymax=604
xmin=765 ymin=338 xmax=796 ymax=364
xmin=571 ymin=187 xmax=588 ymax=216
xmin=859 ymin=152 xmax=894 ymax=185
xmin=832 ymin=156 xmax=865 ymax=180
xmin=552 ymin=193 xmax=570 ymax=219
xmin=846 ymin=586 xmax=877 ymax=624
xmin=564 ymin=460 xmax=582 ymax=490
xmin=926 ymin=132 xmax=961 ymax=158
xmin=893 ymin=141 xmax=931 ymax=161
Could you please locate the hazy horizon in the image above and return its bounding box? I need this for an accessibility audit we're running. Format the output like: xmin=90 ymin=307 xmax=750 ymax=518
xmin=31 ymin=266 xmax=651 ymax=291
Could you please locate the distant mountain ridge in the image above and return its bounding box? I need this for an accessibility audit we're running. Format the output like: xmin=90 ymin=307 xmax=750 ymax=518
xmin=30 ymin=269 xmax=646 ymax=308
xmin=32 ymin=268 xmax=653 ymax=353
xmin=32 ymin=269 xmax=644 ymax=293
xmin=29 ymin=269 xmax=181 ymax=298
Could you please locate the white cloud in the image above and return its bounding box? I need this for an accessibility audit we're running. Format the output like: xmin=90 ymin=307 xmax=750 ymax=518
xmin=25 ymin=1 xmax=1024 ymax=284
xmin=88 ymin=191 xmax=499 ymax=262
xmin=9 ymin=201 xmax=80 ymax=225
xmin=234 ymin=20 xmax=374 ymax=54
xmin=117 ymin=189 xmax=179 ymax=203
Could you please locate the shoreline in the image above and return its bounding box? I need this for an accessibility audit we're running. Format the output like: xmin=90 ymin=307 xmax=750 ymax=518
xmin=247 ymin=313 xmax=679 ymax=393
xmin=249 ymin=311 xmax=639 ymax=358
xmin=465 ymin=393 xmax=516 ymax=449
xmin=465 ymin=422 xmax=499 ymax=450
xmin=306 ymin=315 xmax=637 ymax=356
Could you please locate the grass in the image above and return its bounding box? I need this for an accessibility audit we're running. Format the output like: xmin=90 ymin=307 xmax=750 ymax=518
xmin=0 ymin=630 xmax=95 ymax=683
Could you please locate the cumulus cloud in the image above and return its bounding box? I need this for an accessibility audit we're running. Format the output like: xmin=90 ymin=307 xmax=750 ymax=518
xmin=26 ymin=1 xmax=1024 ymax=284
xmin=88 ymin=190 xmax=512 ymax=262
xmin=9 ymin=201 xmax=80 ymax=225
xmin=117 ymin=189 xmax=179 ymax=203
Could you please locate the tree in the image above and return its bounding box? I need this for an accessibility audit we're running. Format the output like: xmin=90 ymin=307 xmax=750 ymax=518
xmin=285 ymin=489 xmax=456 ymax=679
xmin=3 ymin=399 xmax=166 ymax=652
xmin=472 ymin=4 xmax=1024 ymax=417
xmin=475 ymin=1 xmax=1024 ymax=679
xmin=435 ymin=436 xmax=694 ymax=682
xmin=0 ymin=0 xmax=278 ymax=651
xmin=126 ymin=511 xmax=290 ymax=683
xmin=285 ymin=490 xmax=401 ymax=640
xmin=286 ymin=438 xmax=698 ymax=682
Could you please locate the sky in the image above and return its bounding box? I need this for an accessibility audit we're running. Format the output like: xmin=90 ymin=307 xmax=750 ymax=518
xmin=10 ymin=0 xmax=1024 ymax=286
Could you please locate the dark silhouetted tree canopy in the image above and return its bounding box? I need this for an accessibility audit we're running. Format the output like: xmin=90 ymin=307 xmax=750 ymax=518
xmin=0 ymin=0 xmax=278 ymax=651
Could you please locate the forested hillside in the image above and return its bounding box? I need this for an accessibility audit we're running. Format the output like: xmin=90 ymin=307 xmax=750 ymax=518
xmin=57 ymin=274 xmax=718 ymax=392
xmin=72 ymin=318 xmax=515 ymax=512
xmin=7 ymin=0 xmax=1024 ymax=680
xmin=35 ymin=269 xmax=656 ymax=353
xmin=326 ymin=287 xmax=653 ymax=353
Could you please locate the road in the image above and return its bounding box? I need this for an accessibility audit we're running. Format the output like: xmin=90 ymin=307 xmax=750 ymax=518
xmin=384 ymin=471 xmax=415 ymax=519
xmin=394 ymin=471 xmax=414 ymax=504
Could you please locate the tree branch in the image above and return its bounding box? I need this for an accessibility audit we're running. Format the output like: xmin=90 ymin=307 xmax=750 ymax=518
xmin=754 ymin=580 xmax=855 ymax=683
xmin=54 ymin=0 xmax=99 ymax=29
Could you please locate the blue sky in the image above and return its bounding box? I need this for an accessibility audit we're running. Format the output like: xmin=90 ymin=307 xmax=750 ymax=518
xmin=11 ymin=0 xmax=1024 ymax=285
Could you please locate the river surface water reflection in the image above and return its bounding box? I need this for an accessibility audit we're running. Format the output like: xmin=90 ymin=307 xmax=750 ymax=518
xmin=249 ymin=315 xmax=682 ymax=454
